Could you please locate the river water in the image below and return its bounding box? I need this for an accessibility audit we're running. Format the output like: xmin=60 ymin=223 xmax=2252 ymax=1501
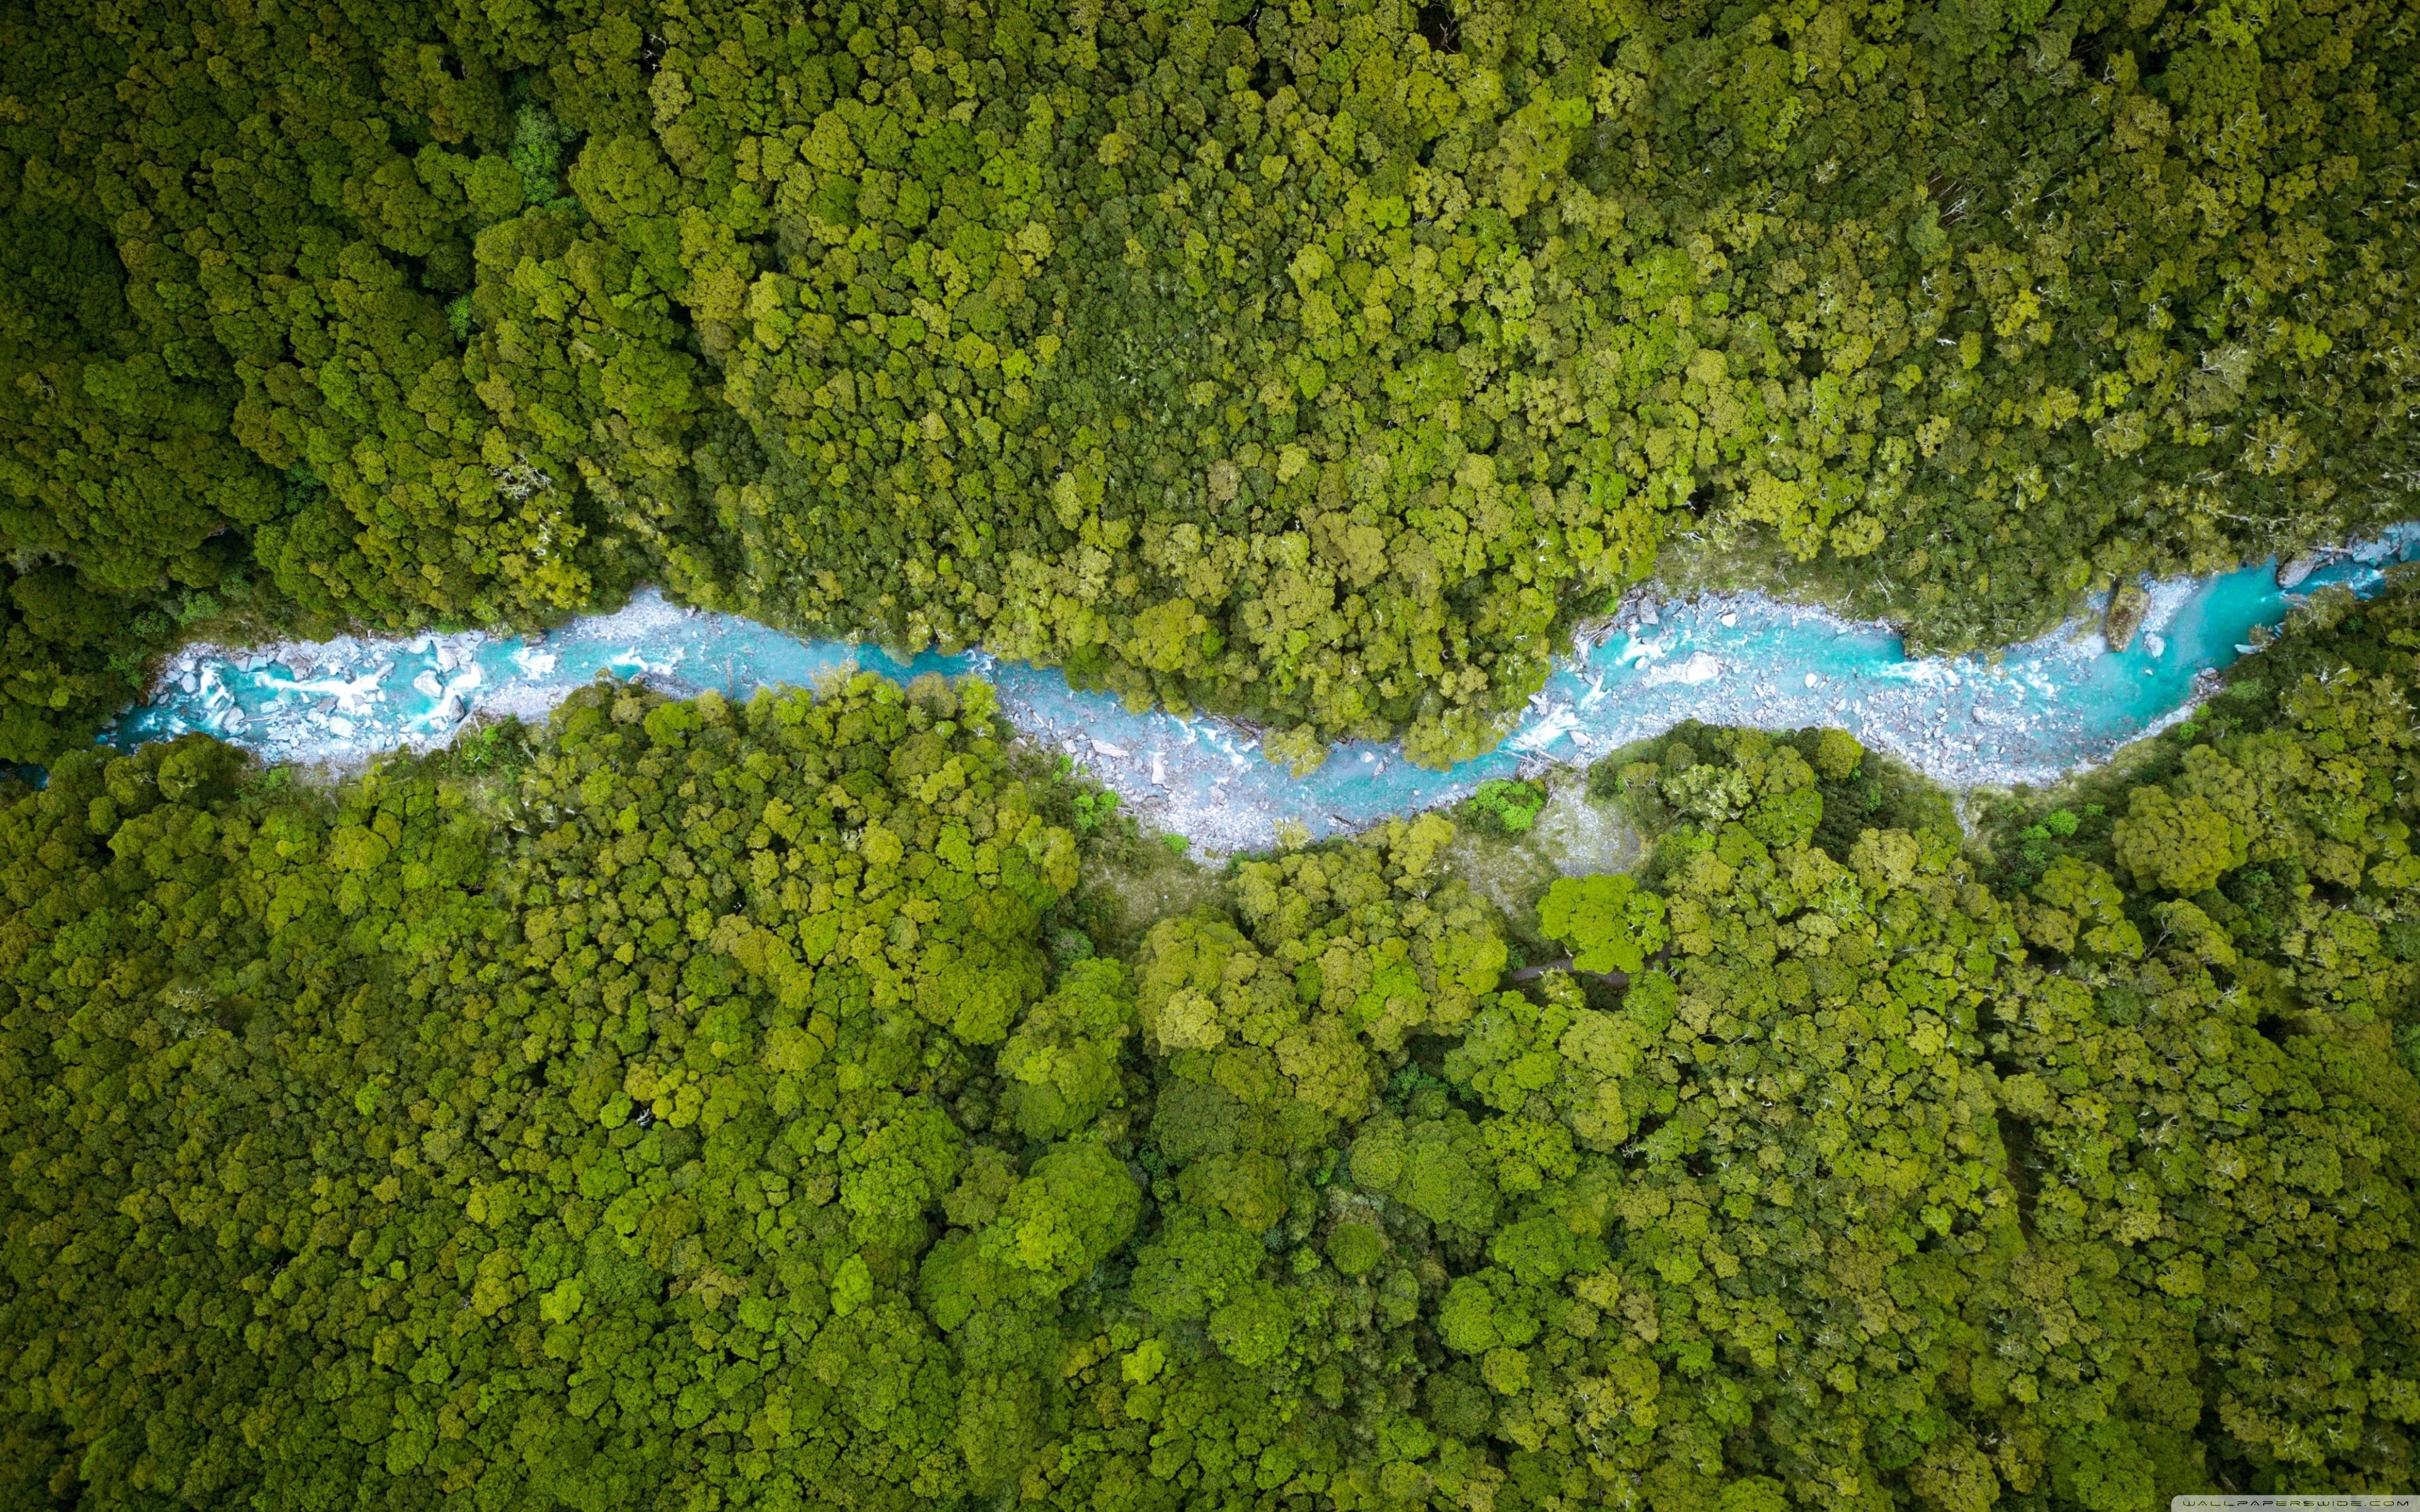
xmin=112 ymin=528 xmax=2420 ymax=852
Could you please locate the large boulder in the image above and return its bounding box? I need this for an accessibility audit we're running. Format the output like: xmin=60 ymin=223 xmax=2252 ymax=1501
xmin=2104 ymin=581 xmax=2151 ymax=652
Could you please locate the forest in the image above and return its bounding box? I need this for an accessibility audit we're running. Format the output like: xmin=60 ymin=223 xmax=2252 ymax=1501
xmin=4 ymin=0 xmax=2419 ymax=764
xmin=3 ymin=561 xmax=2417 ymax=1510
xmin=9 ymin=0 xmax=2420 ymax=1507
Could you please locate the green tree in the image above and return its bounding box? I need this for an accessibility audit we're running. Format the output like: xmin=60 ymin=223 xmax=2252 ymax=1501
xmin=1537 ymin=873 xmax=1670 ymax=973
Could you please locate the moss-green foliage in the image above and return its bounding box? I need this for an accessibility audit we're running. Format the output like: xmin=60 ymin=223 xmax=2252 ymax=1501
xmin=1599 ymin=719 xmax=1959 ymax=868
xmin=997 ymin=957 xmax=1135 ymax=1140
xmin=1461 ymin=777 xmax=1548 ymax=835
xmin=1535 ymin=869 xmax=1668 ymax=972
xmin=6 ymin=624 xmax=2420 ymax=1503
xmin=9 ymin=0 xmax=2420 ymax=764
xmin=1599 ymin=721 xmax=1824 ymax=856
xmin=1967 ymin=595 xmax=2420 ymax=1487
xmin=0 ymin=2 xmax=631 ymax=762
xmin=1 ymin=673 xmax=1097 ymax=1509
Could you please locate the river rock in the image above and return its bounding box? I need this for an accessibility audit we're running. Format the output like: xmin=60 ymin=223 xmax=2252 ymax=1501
xmin=2104 ymin=581 xmax=2150 ymax=652
xmin=2276 ymin=554 xmax=2317 ymax=590
xmin=1645 ymin=651 xmax=1725 ymax=687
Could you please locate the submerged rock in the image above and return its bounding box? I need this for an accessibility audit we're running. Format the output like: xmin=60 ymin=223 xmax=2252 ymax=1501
xmin=2104 ymin=581 xmax=2151 ymax=651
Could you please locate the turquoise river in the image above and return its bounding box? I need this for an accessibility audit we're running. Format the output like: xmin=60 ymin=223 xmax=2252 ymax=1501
xmin=112 ymin=528 xmax=2420 ymax=851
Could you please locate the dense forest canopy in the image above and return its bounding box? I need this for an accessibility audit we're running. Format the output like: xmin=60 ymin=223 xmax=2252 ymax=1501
xmin=9 ymin=0 xmax=2420 ymax=1504
xmin=5 ymin=0 xmax=2420 ymax=764
xmin=4 ymin=568 xmax=2417 ymax=1510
